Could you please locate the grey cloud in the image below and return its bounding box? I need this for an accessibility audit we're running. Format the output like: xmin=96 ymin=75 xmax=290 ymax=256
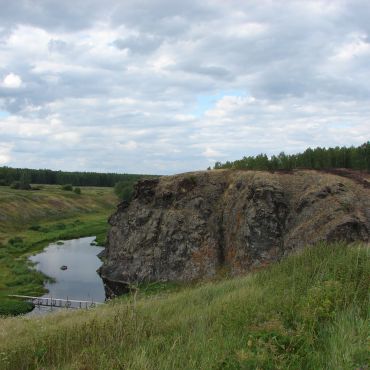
xmin=110 ymin=0 xmax=217 ymax=35
xmin=48 ymin=39 xmax=69 ymax=53
xmin=176 ymin=63 xmax=233 ymax=80
xmin=0 ymin=0 xmax=108 ymax=31
xmin=112 ymin=35 xmax=162 ymax=54
xmin=0 ymin=0 xmax=369 ymax=174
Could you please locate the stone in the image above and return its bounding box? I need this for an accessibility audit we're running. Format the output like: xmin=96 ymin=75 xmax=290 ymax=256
xmin=99 ymin=170 xmax=370 ymax=297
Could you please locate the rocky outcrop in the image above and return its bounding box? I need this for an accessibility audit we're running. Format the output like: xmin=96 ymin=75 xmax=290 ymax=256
xmin=99 ymin=170 xmax=370 ymax=297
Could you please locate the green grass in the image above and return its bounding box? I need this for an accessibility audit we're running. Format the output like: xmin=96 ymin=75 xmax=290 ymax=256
xmin=0 ymin=242 xmax=368 ymax=369
xmin=0 ymin=184 xmax=117 ymax=243
xmin=0 ymin=185 xmax=118 ymax=315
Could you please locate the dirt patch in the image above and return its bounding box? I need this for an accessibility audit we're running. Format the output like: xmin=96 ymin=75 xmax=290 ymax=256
xmin=319 ymin=169 xmax=370 ymax=188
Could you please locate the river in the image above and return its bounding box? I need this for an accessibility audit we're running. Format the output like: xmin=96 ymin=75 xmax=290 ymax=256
xmin=28 ymin=236 xmax=105 ymax=315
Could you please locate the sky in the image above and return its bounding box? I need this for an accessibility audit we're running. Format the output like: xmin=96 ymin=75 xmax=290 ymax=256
xmin=0 ymin=0 xmax=369 ymax=174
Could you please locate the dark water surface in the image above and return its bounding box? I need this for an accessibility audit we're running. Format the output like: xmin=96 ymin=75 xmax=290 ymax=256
xmin=28 ymin=237 xmax=105 ymax=315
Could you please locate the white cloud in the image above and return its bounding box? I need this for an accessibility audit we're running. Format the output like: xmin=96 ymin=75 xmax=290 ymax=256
xmin=202 ymin=147 xmax=222 ymax=158
xmin=334 ymin=33 xmax=370 ymax=61
xmin=225 ymin=22 xmax=268 ymax=38
xmin=53 ymin=131 xmax=80 ymax=144
xmin=0 ymin=144 xmax=12 ymax=165
xmin=2 ymin=73 xmax=22 ymax=88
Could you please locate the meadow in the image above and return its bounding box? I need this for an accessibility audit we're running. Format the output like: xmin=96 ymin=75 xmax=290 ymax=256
xmin=0 ymin=242 xmax=368 ymax=369
xmin=0 ymin=184 xmax=118 ymax=315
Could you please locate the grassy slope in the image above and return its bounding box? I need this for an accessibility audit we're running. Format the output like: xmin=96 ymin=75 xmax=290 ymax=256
xmin=0 ymin=242 xmax=368 ymax=370
xmin=0 ymin=185 xmax=118 ymax=314
xmin=0 ymin=185 xmax=117 ymax=242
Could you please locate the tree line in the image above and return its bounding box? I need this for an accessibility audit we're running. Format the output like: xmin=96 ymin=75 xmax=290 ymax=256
xmin=0 ymin=167 xmax=150 ymax=188
xmin=214 ymin=142 xmax=370 ymax=172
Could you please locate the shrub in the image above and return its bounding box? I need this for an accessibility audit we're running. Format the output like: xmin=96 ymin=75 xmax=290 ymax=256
xmin=74 ymin=187 xmax=81 ymax=194
xmin=10 ymin=181 xmax=31 ymax=190
xmin=0 ymin=299 xmax=34 ymax=316
xmin=188 ymin=175 xmax=197 ymax=185
xmin=29 ymin=225 xmax=42 ymax=231
xmin=8 ymin=237 xmax=23 ymax=245
xmin=54 ymin=223 xmax=66 ymax=230
xmin=61 ymin=184 xmax=73 ymax=191
xmin=10 ymin=181 xmax=20 ymax=189
xmin=114 ymin=181 xmax=134 ymax=201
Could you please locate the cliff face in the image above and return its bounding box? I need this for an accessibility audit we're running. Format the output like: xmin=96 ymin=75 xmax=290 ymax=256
xmin=99 ymin=170 xmax=370 ymax=297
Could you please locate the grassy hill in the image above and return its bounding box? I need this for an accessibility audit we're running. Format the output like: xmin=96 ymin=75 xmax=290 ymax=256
xmin=0 ymin=184 xmax=117 ymax=242
xmin=0 ymin=184 xmax=118 ymax=315
xmin=0 ymin=242 xmax=368 ymax=369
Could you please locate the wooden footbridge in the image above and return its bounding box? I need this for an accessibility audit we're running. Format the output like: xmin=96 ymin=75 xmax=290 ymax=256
xmin=8 ymin=295 xmax=103 ymax=310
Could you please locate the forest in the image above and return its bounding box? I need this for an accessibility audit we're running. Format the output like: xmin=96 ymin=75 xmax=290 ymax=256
xmin=214 ymin=142 xmax=370 ymax=171
xmin=0 ymin=167 xmax=148 ymax=188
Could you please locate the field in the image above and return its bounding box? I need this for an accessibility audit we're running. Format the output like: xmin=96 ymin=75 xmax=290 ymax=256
xmin=0 ymin=184 xmax=118 ymax=315
xmin=0 ymin=242 xmax=368 ymax=369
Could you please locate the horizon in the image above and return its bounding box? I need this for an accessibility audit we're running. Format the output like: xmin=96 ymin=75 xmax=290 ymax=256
xmin=1 ymin=1 xmax=369 ymax=175
xmin=0 ymin=141 xmax=368 ymax=176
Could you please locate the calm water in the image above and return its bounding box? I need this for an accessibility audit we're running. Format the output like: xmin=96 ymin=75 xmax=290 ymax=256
xmin=28 ymin=236 xmax=105 ymax=315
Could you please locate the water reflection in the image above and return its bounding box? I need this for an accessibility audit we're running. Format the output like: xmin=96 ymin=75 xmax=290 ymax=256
xmin=28 ymin=236 xmax=105 ymax=315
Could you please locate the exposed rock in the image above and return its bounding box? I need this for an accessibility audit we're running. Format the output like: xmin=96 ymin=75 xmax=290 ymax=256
xmin=99 ymin=170 xmax=370 ymax=297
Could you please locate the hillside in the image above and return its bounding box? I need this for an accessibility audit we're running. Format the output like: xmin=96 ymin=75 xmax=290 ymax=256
xmin=0 ymin=242 xmax=368 ymax=369
xmin=0 ymin=185 xmax=117 ymax=243
xmin=100 ymin=169 xmax=369 ymax=295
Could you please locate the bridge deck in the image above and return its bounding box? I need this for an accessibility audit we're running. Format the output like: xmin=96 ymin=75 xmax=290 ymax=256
xmin=8 ymin=295 xmax=103 ymax=309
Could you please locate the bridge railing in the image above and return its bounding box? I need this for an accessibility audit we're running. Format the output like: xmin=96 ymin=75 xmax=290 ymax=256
xmin=8 ymin=295 xmax=103 ymax=309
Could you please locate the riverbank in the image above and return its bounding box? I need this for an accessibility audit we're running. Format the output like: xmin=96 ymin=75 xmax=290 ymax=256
xmin=0 ymin=242 xmax=368 ymax=369
xmin=0 ymin=185 xmax=117 ymax=315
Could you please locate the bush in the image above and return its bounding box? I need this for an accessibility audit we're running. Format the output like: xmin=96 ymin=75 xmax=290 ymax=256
xmin=10 ymin=181 xmax=20 ymax=189
xmin=8 ymin=237 xmax=24 ymax=245
xmin=114 ymin=181 xmax=134 ymax=201
xmin=0 ymin=299 xmax=34 ymax=316
xmin=29 ymin=225 xmax=42 ymax=231
xmin=54 ymin=223 xmax=66 ymax=230
xmin=74 ymin=187 xmax=81 ymax=194
xmin=10 ymin=181 xmax=31 ymax=190
xmin=61 ymin=184 xmax=73 ymax=191
xmin=188 ymin=175 xmax=197 ymax=185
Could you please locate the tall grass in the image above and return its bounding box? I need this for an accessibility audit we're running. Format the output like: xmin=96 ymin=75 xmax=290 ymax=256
xmin=0 ymin=242 xmax=368 ymax=369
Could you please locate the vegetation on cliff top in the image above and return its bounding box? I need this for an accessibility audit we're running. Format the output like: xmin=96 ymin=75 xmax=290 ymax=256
xmin=0 ymin=242 xmax=368 ymax=369
xmin=214 ymin=142 xmax=370 ymax=171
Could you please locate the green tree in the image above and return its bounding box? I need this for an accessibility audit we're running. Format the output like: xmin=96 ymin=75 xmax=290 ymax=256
xmin=114 ymin=181 xmax=134 ymax=201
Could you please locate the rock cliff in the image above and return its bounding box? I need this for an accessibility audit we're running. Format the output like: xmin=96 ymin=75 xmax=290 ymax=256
xmin=99 ymin=170 xmax=370 ymax=297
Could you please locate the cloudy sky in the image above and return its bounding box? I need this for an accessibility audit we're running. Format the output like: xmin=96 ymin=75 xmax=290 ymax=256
xmin=0 ymin=0 xmax=369 ymax=174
